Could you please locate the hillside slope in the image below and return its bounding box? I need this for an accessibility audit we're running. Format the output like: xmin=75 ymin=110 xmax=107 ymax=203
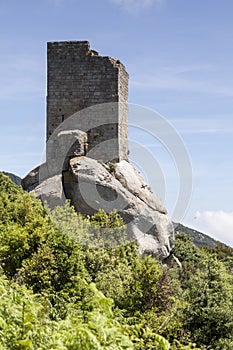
xmin=1 ymin=171 xmax=21 ymax=186
xmin=173 ymin=222 xmax=227 ymax=248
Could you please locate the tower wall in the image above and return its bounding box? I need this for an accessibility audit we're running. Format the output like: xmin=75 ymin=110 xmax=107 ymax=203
xmin=46 ymin=41 xmax=128 ymax=162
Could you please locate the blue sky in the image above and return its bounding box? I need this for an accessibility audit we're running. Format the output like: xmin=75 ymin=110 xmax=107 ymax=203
xmin=0 ymin=0 xmax=233 ymax=245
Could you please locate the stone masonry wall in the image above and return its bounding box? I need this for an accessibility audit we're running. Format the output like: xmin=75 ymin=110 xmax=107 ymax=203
xmin=47 ymin=41 xmax=129 ymax=162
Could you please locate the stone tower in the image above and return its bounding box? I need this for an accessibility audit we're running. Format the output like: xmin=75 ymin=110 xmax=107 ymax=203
xmin=46 ymin=41 xmax=129 ymax=162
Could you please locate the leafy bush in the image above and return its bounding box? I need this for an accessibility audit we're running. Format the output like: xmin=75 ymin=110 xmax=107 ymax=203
xmin=1 ymin=173 xmax=232 ymax=349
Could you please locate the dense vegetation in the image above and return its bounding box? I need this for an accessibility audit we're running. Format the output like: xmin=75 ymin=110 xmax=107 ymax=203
xmin=0 ymin=173 xmax=232 ymax=349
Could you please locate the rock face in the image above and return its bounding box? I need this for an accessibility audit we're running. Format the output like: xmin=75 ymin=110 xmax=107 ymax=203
xmin=23 ymin=157 xmax=174 ymax=259
xmin=21 ymin=166 xmax=39 ymax=191
xmin=64 ymin=157 xmax=174 ymax=258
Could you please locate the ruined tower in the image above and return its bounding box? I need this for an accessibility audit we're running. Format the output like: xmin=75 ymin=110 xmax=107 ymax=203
xmin=22 ymin=41 xmax=174 ymax=258
xmin=46 ymin=41 xmax=129 ymax=162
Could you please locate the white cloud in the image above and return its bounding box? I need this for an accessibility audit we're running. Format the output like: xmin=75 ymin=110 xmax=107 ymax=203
xmin=0 ymin=55 xmax=44 ymax=101
xmin=132 ymin=73 xmax=233 ymax=97
xmin=111 ymin=0 xmax=162 ymax=13
xmin=188 ymin=210 xmax=233 ymax=247
xmin=129 ymin=61 xmax=233 ymax=97
xmin=47 ymin=0 xmax=64 ymax=5
xmin=171 ymin=117 xmax=233 ymax=135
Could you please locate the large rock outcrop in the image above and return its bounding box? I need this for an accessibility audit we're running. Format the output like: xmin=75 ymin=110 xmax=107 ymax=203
xmin=64 ymin=157 xmax=174 ymax=258
xmin=23 ymin=157 xmax=174 ymax=259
